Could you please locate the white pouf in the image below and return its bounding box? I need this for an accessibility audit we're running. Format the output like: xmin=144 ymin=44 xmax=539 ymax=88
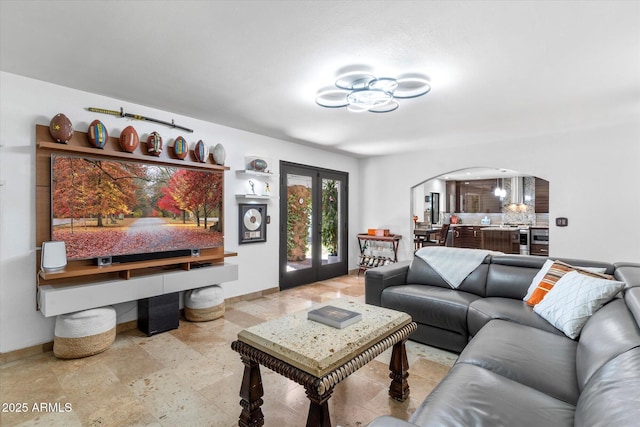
xmin=53 ymin=306 xmax=116 ymax=359
xmin=184 ymin=285 xmax=225 ymax=322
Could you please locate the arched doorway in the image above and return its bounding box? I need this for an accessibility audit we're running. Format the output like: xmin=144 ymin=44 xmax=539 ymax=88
xmin=411 ymin=167 xmax=549 ymax=255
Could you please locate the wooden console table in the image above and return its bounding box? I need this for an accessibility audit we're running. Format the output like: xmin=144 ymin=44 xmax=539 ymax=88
xmin=356 ymin=234 xmax=402 ymax=275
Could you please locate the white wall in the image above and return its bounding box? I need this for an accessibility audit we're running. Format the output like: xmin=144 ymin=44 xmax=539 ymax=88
xmin=360 ymin=122 xmax=640 ymax=263
xmin=410 ymin=179 xmax=445 ymax=223
xmin=412 ymin=185 xmax=425 ymax=220
xmin=0 ymin=72 xmax=360 ymax=353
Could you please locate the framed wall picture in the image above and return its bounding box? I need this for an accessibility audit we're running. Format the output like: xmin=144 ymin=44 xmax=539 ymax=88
xmin=239 ymin=203 xmax=267 ymax=244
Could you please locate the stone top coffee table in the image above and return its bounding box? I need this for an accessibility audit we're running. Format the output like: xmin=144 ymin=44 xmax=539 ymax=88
xmin=231 ymin=299 xmax=417 ymax=427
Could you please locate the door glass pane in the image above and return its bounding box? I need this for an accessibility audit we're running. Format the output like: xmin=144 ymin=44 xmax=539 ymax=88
xmin=286 ymin=173 xmax=313 ymax=272
xmin=321 ymin=178 xmax=341 ymax=265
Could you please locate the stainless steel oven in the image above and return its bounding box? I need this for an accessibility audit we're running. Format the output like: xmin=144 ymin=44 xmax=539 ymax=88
xmin=519 ymin=229 xmax=530 ymax=255
xmin=530 ymin=228 xmax=549 ymax=245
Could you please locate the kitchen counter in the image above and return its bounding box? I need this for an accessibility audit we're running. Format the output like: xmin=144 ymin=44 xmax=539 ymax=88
xmin=449 ymin=224 xmax=548 ymax=229
xmin=479 ymin=227 xmax=519 ymax=231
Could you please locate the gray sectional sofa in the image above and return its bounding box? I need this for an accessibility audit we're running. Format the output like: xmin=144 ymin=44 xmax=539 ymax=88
xmin=365 ymin=249 xmax=640 ymax=426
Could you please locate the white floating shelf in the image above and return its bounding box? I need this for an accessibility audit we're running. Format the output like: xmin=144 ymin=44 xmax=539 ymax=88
xmin=235 ymin=169 xmax=275 ymax=177
xmin=235 ymin=194 xmax=271 ymax=200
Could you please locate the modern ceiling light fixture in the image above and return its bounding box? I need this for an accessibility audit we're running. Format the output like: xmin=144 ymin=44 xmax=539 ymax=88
xmin=315 ymin=71 xmax=431 ymax=113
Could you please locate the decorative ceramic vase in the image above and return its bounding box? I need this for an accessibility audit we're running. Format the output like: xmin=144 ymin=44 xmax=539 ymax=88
xmin=49 ymin=113 xmax=74 ymax=143
xmin=194 ymin=140 xmax=208 ymax=163
xmin=212 ymin=143 xmax=226 ymax=165
xmin=250 ymin=158 xmax=268 ymax=172
xmin=173 ymin=136 xmax=188 ymax=160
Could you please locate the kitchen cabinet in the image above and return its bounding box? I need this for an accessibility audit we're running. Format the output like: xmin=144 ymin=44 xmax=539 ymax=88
xmin=452 ymin=226 xmax=482 ymax=249
xmin=449 ymin=180 xmax=502 ymax=213
xmin=535 ymin=178 xmax=549 ymax=213
xmin=480 ymin=228 xmax=520 ymax=254
xmin=530 ymin=244 xmax=549 ymax=256
xmin=530 ymin=227 xmax=549 ymax=256
xmin=445 ymin=180 xmax=456 ymax=214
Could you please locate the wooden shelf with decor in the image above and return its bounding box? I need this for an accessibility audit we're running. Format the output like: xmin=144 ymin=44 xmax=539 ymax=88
xmin=36 ymin=124 xmax=230 ymax=171
xmin=356 ymin=234 xmax=402 ymax=275
xmin=35 ymin=123 xmax=233 ymax=286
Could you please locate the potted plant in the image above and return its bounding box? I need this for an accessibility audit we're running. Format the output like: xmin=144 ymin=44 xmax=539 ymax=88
xmin=322 ymin=180 xmax=339 ymax=262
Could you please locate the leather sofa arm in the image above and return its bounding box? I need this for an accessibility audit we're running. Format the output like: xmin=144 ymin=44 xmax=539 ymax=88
xmin=614 ymin=262 xmax=640 ymax=288
xmin=365 ymin=261 xmax=411 ymax=306
xmin=368 ymin=415 xmax=420 ymax=427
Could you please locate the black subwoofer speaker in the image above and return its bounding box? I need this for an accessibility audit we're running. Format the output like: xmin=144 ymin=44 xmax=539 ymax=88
xmin=138 ymin=293 xmax=180 ymax=336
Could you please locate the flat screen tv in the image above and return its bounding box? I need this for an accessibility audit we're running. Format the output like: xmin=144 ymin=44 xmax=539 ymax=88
xmin=51 ymin=154 xmax=223 ymax=262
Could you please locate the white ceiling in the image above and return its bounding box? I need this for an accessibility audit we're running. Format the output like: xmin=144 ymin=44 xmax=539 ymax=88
xmin=1 ymin=1 xmax=639 ymax=158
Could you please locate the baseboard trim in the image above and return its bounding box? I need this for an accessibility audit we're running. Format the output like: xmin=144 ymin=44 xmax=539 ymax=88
xmin=116 ymin=320 xmax=138 ymax=333
xmin=1 ymin=288 xmax=281 ymax=365
xmin=226 ymin=286 xmax=279 ymax=304
xmin=0 ymin=342 xmax=54 ymax=365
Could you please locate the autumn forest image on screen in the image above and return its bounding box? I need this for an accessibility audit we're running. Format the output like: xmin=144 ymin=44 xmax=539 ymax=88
xmin=51 ymin=155 xmax=223 ymax=260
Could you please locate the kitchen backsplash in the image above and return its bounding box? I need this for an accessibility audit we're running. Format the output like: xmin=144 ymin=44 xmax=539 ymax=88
xmin=443 ymin=212 xmax=549 ymax=226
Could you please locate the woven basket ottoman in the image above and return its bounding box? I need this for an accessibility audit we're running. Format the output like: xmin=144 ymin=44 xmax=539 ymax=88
xmin=53 ymin=306 xmax=116 ymax=359
xmin=184 ymin=285 xmax=225 ymax=322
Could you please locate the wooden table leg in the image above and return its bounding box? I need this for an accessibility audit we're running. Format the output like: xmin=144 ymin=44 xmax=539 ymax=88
xmin=388 ymin=338 xmax=410 ymax=401
xmin=238 ymin=356 xmax=264 ymax=427
xmin=305 ymin=387 xmax=333 ymax=427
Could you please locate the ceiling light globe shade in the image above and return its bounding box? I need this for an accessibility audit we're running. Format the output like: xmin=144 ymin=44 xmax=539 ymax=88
xmin=347 ymin=89 xmax=393 ymax=109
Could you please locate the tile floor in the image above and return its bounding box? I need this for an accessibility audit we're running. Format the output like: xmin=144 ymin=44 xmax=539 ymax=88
xmin=0 ymin=275 xmax=457 ymax=427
